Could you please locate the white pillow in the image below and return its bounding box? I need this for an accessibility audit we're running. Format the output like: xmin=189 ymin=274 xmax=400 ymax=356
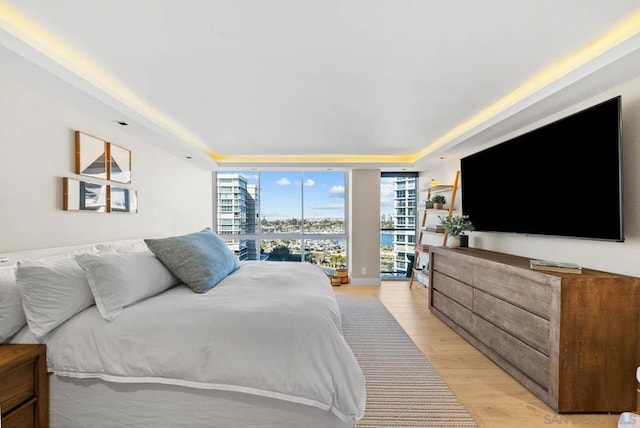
xmin=95 ymin=240 xmax=149 ymax=254
xmin=0 ymin=266 xmax=26 ymax=343
xmin=16 ymin=256 xmax=95 ymax=338
xmin=76 ymin=252 xmax=180 ymax=321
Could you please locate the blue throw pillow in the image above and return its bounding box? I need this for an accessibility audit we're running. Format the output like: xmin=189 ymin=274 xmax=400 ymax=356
xmin=144 ymin=228 xmax=240 ymax=294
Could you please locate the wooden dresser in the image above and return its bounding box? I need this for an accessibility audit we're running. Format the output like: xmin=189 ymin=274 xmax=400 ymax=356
xmin=428 ymin=246 xmax=640 ymax=413
xmin=0 ymin=345 xmax=48 ymax=428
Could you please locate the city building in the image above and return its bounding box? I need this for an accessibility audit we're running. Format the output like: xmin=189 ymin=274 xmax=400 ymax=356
xmin=392 ymin=177 xmax=417 ymax=276
xmin=216 ymin=174 xmax=249 ymax=260
xmin=246 ymin=184 xmax=259 ymax=260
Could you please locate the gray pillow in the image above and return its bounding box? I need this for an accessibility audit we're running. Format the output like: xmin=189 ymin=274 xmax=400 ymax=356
xmin=144 ymin=228 xmax=240 ymax=293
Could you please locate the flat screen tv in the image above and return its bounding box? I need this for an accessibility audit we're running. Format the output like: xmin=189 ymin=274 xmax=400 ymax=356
xmin=461 ymin=96 xmax=623 ymax=241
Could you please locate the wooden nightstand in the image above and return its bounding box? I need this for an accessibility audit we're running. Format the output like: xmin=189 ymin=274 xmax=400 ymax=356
xmin=0 ymin=345 xmax=48 ymax=428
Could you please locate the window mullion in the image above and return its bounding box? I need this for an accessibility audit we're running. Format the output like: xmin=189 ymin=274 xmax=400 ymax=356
xmin=301 ymin=171 xmax=305 ymax=261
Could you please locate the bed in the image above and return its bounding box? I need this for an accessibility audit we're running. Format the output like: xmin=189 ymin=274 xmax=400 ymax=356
xmin=1 ymin=231 xmax=366 ymax=428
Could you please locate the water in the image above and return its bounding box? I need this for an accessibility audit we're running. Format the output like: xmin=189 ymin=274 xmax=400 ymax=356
xmin=381 ymin=233 xmax=393 ymax=246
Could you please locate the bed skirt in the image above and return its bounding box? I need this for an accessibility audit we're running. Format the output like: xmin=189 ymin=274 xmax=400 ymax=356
xmin=49 ymin=375 xmax=354 ymax=428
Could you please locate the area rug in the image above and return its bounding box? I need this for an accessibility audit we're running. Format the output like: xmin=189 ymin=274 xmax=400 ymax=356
xmin=337 ymin=295 xmax=478 ymax=427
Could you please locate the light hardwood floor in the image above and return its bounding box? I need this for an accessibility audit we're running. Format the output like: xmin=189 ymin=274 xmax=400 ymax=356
xmin=334 ymin=280 xmax=630 ymax=428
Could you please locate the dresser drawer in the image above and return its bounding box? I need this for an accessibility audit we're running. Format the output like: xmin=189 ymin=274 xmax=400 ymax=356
xmin=432 ymin=271 xmax=473 ymax=309
xmin=2 ymin=398 xmax=36 ymax=428
xmin=473 ymin=264 xmax=554 ymax=319
xmin=474 ymin=289 xmax=550 ymax=355
xmin=471 ymin=312 xmax=550 ymax=389
xmin=0 ymin=360 xmax=36 ymax=414
xmin=433 ymin=252 xmax=473 ymax=284
xmin=432 ymin=291 xmax=473 ymax=332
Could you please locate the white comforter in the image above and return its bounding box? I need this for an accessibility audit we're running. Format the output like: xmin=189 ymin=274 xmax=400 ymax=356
xmin=42 ymin=262 xmax=366 ymax=423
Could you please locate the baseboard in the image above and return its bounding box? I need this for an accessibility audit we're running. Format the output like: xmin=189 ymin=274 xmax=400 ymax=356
xmin=348 ymin=277 xmax=381 ymax=286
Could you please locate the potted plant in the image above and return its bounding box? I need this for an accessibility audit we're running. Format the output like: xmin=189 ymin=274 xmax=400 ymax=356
xmin=438 ymin=215 xmax=474 ymax=248
xmin=431 ymin=194 xmax=446 ymax=210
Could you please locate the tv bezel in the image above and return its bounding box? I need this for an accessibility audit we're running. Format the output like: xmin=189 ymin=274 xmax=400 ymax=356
xmin=460 ymin=95 xmax=624 ymax=242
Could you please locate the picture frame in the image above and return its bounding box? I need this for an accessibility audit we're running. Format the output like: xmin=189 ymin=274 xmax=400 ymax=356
xmin=110 ymin=186 xmax=138 ymax=213
xmin=63 ymin=177 xmax=108 ymax=212
xmin=108 ymin=143 xmax=132 ymax=184
xmin=75 ymin=131 xmax=107 ymax=180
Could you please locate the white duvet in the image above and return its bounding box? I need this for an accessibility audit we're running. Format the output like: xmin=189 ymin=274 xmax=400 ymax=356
xmin=42 ymin=262 xmax=366 ymax=423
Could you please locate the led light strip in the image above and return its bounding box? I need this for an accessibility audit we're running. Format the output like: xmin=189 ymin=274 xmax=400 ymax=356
xmin=411 ymin=10 xmax=640 ymax=162
xmin=0 ymin=3 xmax=218 ymax=159
xmin=1 ymin=4 xmax=639 ymax=165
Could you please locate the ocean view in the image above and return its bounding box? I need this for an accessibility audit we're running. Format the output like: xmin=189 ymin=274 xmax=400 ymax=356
xmin=381 ymin=233 xmax=393 ymax=246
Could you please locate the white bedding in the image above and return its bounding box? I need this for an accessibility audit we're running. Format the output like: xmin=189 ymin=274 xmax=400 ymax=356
xmin=48 ymin=376 xmax=354 ymax=428
xmin=37 ymin=261 xmax=366 ymax=423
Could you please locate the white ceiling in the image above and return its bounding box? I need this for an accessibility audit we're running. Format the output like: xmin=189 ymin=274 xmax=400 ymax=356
xmin=1 ymin=1 xmax=640 ymax=170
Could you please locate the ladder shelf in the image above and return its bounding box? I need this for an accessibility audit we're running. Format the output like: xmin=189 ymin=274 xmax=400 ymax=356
xmin=409 ymin=170 xmax=460 ymax=289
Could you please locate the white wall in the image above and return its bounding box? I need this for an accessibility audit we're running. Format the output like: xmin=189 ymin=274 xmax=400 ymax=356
xmin=349 ymin=170 xmax=381 ymax=285
xmin=420 ymin=74 xmax=640 ymax=278
xmin=0 ymin=76 xmax=213 ymax=252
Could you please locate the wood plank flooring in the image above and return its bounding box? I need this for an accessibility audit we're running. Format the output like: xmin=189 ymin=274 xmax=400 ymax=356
xmin=334 ymin=281 xmax=629 ymax=428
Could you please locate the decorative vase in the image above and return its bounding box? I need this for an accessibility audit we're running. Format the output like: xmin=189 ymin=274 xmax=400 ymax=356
xmin=459 ymin=234 xmax=469 ymax=248
xmin=433 ymin=202 xmax=444 ymax=210
xmin=447 ymin=236 xmax=460 ymax=248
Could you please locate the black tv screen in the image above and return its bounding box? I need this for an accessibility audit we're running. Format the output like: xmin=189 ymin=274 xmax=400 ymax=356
xmin=461 ymin=96 xmax=623 ymax=241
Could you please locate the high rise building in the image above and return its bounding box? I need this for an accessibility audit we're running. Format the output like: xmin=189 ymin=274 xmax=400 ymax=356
xmin=216 ymin=174 xmax=248 ymax=260
xmin=392 ymin=177 xmax=417 ymax=276
xmin=246 ymin=184 xmax=259 ymax=260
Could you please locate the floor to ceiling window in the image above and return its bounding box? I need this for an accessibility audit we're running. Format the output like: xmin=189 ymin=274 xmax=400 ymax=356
xmin=215 ymin=171 xmax=347 ymax=270
xmin=380 ymin=172 xmax=418 ymax=279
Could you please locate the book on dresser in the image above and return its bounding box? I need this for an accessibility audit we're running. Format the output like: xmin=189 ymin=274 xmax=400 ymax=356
xmin=415 ymin=243 xmax=428 ymax=252
xmin=530 ymin=259 xmax=582 ymax=274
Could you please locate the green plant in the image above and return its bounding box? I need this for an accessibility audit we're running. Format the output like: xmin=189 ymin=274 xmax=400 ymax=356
xmin=438 ymin=215 xmax=474 ymax=237
xmin=431 ymin=194 xmax=446 ymax=204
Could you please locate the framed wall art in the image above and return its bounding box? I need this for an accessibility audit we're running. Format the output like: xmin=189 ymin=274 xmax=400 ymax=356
xmin=110 ymin=186 xmax=138 ymax=213
xmin=63 ymin=177 xmax=108 ymax=212
xmin=75 ymin=131 xmax=107 ymax=180
xmin=69 ymin=131 xmax=136 ymax=214
xmin=108 ymin=143 xmax=132 ymax=184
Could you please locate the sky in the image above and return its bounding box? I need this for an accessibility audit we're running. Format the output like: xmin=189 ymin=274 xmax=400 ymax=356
xmin=380 ymin=177 xmax=396 ymax=217
xmin=224 ymin=172 xmax=403 ymax=220
xmin=227 ymin=171 xmax=346 ymax=220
